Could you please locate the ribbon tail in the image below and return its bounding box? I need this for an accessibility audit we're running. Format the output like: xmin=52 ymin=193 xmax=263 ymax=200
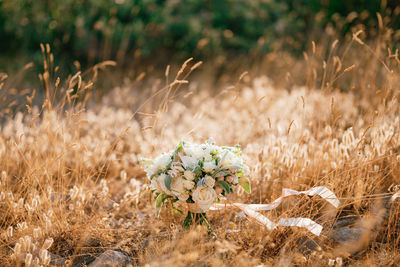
xmin=278 ymin=218 xmax=323 ymax=236
xmin=210 ymin=186 xmax=339 ymax=236
xmin=247 ymin=186 xmax=339 ymax=211
xmin=234 ymin=203 xmax=276 ymax=230
xmin=391 ymin=191 xmax=400 ymax=203
xmin=301 ymin=186 xmax=340 ymax=208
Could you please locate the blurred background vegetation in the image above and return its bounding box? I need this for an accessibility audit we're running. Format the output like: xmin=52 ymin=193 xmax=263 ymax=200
xmin=0 ymin=0 xmax=399 ymax=84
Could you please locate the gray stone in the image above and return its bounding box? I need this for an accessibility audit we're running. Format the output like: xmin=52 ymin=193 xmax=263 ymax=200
xmin=49 ymin=252 xmax=70 ymax=266
xmin=333 ymin=217 xmax=357 ymax=229
xmin=296 ymin=237 xmax=321 ymax=255
xmin=328 ymin=227 xmax=364 ymax=243
xmin=88 ymin=250 xmax=132 ymax=267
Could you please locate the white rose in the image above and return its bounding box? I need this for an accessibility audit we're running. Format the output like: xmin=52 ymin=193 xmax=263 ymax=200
xmin=171 ymin=176 xmax=185 ymax=196
xmin=204 ymin=175 xmax=215 ymax=188
xmin=157 ymin=174 xmax=171 ymax=195
xmin=183 ymin=179 xmax=195 ymax=190
xmin=168 ymin=163 xmax=183 ymax=178
xmin=192 ymin=186 xmax=217 ymax=212
xmin=183 ymin=170 xmax=195 ymax=181
xmin=203 ymin=161 xmax=216 ymax=173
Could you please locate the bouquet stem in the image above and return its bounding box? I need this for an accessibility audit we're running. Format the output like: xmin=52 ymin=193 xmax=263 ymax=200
xmin=183 ymin=212 xmax=212 ymax=233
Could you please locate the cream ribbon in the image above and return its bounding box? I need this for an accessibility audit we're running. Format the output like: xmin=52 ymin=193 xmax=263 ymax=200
xmin=210 ymin=186 xmax=339 ymax=236
xmin=391 ymin=191 xmax=400 ymax=203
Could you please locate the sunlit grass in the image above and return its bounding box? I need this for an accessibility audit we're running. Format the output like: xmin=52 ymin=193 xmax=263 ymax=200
xmin=1 ymin=31 xmax=400 ymax=266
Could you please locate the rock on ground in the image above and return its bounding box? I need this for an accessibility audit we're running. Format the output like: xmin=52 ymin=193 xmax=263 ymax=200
xmin=88 ymin=250 xmax=132 ymax=267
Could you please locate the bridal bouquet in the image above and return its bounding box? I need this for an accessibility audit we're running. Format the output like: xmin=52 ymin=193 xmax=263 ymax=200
xmin=141 ymin=139 xmax=251 ymax=228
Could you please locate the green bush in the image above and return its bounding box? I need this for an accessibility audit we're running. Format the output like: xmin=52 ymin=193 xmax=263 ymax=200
xmin=0 ymin=0 xmax=399 ymax=69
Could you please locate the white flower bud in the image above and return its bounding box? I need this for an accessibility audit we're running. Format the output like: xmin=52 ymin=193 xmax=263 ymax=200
xmin=183 ymin=170 xmax=195 ymax=181
xmin=178 ymin=192 xmax=189 ymax=202
xmin=183 ymin=180 xmax=195 ymax=190
xmin=203 ymin=161 xmax=216 ymax=172
xmin=204 ymin=175 xmax=215 ymax=188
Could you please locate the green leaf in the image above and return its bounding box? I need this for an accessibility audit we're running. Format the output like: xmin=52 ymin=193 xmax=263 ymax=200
xmin=155 ymin=193 xmax=171 ymax=217
xmin=217 ymin=180 xmax=232 ymax=195
xmin=155 ymin=193 xmax=169 ymax=209
xmin=236 ymin=171 xmax=244 ymax=178
xmin=164 ymin=175 xmax=172 ymax=191
xmin=176 ymin=140 xmax=185 ymax=151
xmin=173 ymin=208 xmax=184 ymax=214
xmin=193 ymin=166 xmax=203 ymax=177
xmin=239 ymin=178 xmax=251 ymax=193
xmin=166 ymin=141 xmax=185 ymax=170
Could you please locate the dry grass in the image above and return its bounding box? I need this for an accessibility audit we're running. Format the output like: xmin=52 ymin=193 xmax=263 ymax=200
xmin=1 ymin=31 xmax=400 ymax=266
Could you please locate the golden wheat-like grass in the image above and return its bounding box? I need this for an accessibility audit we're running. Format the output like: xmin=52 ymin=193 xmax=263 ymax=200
xmin=1 ymin=34 xmax=400 ymax=266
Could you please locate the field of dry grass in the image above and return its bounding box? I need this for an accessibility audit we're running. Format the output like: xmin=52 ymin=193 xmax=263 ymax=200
xmin=1 ymin=33 xmax=400 ymax=266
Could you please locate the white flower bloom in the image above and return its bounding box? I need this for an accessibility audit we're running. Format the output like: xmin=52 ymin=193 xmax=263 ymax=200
xmin=151 ymin=153 xmax=171 ymax=174
xmin=233 ymin=175 xmax=239 ymax=184
xmin=183 ymin=170 xmax=195 ymax=181
xmin=192 ymin=186 xmax=217 ymax=212
xmin=226 ymin=175 xmax=238 ymax=184
xmin=203 ymin=153 xmax=213 ymax=162
xmin=168 ymin=163 xmax=183 ymax=177
xmin=201 ymin=144 xmax=215 ymax=161
xmin=204 ymin=175 xmax=215 ymax=188
xmin=183 ymin=179 xmax=195 ymax=190
xmin=142 ymin=140 xmax=250 ymax=210
xmin=203 ymin=161 xmax=216 ymax=172
xmin=180 ymin=155 xmax=198 ymax=169
xmin=243 ymin=165 xmax=250 ymax=175
xmin=157 ymin=174 xmax=171 ymax=195
xmin=150 ymin=178 xmax=161 ymax=192
xmin=220 ymin=151 xmax=242 ymax=168
xmin=178 ymin=192 xmax=189 ymax=202
xmin=185 ymin=144 xmax=211 ymax=160
xmin=183 ymin=145 xmax=201 ymax=157
xmin=140 ymin=158 xmax=154 ymax=178
xmin=171 ymin=176 xmax=185 ymax=196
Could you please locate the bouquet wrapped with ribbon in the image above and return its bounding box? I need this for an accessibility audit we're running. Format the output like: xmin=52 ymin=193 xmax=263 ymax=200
xmin=142 ymin=139 xmax=340 ymax=235
xmin=141 ymin=139 xmax=251 ymax=229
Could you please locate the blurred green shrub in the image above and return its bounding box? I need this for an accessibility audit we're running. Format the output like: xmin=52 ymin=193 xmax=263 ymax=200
xmin=0 ymin=0 xmax=399 ymax=69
